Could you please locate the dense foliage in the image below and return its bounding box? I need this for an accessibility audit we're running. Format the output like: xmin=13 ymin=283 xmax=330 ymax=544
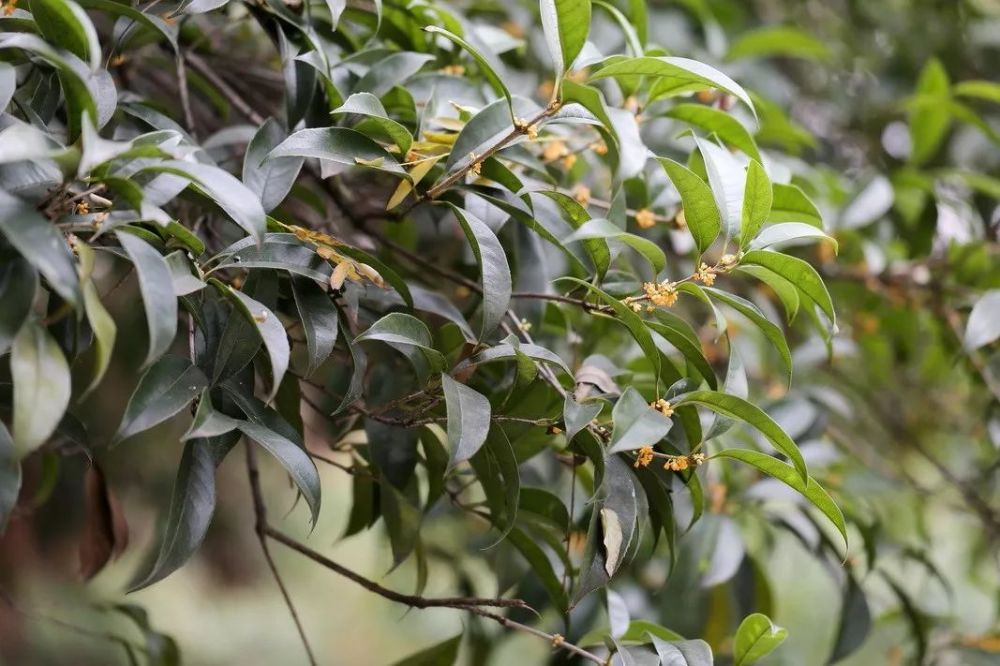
xmin=1 ymin=0 xmax=998 ymax=663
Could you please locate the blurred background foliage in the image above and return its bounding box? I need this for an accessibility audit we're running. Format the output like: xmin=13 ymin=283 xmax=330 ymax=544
xmin=1 ymin=0 xmax=999 ymax=664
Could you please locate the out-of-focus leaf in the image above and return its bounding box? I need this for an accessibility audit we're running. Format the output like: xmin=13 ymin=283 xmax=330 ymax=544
xmin=839 ymin=176 xmax=893 ymax=229
xmin=76 ymin=243 xmax=116 ymax=398
xmin=508 ymin=526 xmax=568 ymax=610
xmin=129 ymin=434 xmax=236 ymax=590
xmin=909 ymin=58 xmax=951 ymax=166
xmin=609 ymin=386 xmax=673 ymax=453
xmin=726 ymin=26 xmax=830 ymax=62
xmin=442 ymin=373 xmax=491 ymax=465
xmin=750 ymin=223 xmax=837 ymax=252
xmin=424 ymin=26 xmax=513 ymax=120
xmin=564 ymin=394 xmax=602 ymax=442
xmin=29 ymin=0 xmax=102 ymax=69
xmin=390 ymin=633 xmax=461 ymax=666
xmin=79 ymin=464 xmax=129 ymax=579
xmin=658 ymin=158 xmax=720 ymax=254
xmin=540 ymin=0 xmax=591 ymax=75
xmin=114 ymin=356 xmax=207 ymax=445
xmin=650 ymin=636 xmax=713 ymax=665
xmin=827 ymin=574 xmax=872 ymax=664
xmin=10 ymin=320 xmax=71 ymax=458
xmin=117 ymin=231 xmax=178 ymax=367
xmin=965 ymin=290 xmax=1000 ymax=351
xmin=733 ymin=613 xmax=788 ymax=666
xmin=713 ymin=449 xmax=846 ymax=547
xmin=0 ymin=256 xmax=36 ymax=355
xmin=0 ymin=422 xmax=20 ymax=533
xmin=0 ymin=190 xmax=80 ymax=308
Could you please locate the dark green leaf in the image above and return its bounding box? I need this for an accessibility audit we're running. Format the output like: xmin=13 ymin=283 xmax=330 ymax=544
xmin=447 ymin=205 xmax=512 ymax=337
xmin=117 ymin=231 xmax=178 ymax=367
xmin=114 ymin=356 xmax=207 ymax=445
xmin=442 ymin=373 xmax=491 ymax=465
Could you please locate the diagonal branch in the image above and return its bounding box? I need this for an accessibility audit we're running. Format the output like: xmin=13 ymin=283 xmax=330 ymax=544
xmin=245 ymin=445 xmax=318 ymax=666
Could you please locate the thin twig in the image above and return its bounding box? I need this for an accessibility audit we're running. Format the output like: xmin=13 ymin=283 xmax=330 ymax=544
xmin=460 ymin=606 xmax=605 ymax=665
xmin=265 ymin=527 xmax=530 ymax=610
xmin=245 ymin=445 xmax=318 ymax=666
xmin=176 ymin=53 xmax=197 ymax=138
xmin=184 ymin=51 xmax=265 ymax=125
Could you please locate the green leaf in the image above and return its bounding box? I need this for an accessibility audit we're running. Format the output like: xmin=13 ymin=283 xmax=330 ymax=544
xmin=0 ymin=422 xmax=19 ymax=533
xmin=645 ymin=318 xmax=718 ymax=390
xmin=566 ymin=218 xmax=667 ymax=273
xmin=444 ymin=96 xmax=539 ymax=172
xmin=737 ymin=265 xmax=800 ymax=322
xmin=77 ymin=243 xmax=117 ymax=398
xmin=909 ymin=58 xmax=951 ymax=166
xmin=227 ymin=391 xmax=321 ymax=525
xmin=223 ymin=284 xmax=290 ymax=403
xmin=242 ymin=118 xmax=303 ymax=213
xmin=462 ymin=341 xmax=571 ymax=376
xmin=114 ymin=356 xmax=208 ymax=445
xmin=953 ymin=80 xmax=1000 ymax=105
xmin=0 ymin=256 xmax=36 ymax=355
xmin=650 ymin=637 xmax=713 ymax=666
xmin=129 ymin=434 xmax=237 ymax=590
xmin=29 ymin=0 xmax=101 ymax=69
xmin=675 ymin=391 xmax=807 ymax=482
xmin=713 ymin=449 xmax=846 ymax=547
xmin=181 ymin=392 xmax=238 ymax=441
xmin=609 ymin=386 xmax=673 ymax=453
xmin=333 ymin=92 xmax=413 ymax=155
xmin=0 ymin=190 xmax=80 ymax=308
xmin=740 ymin=250 xmax=835 ymax=327
xmin=355 ymin=312 xmax=445 ymax=372
xmin=666 ymin=104 xmax=761 ymax=161
xmin=10 ymin=321 xmax=71 ymax=458
xmin=750 ymin=223 xmax=837 ymax=253
xmin=590 ymin=56 xmax=756 ymax=118
xmin=740 ymin=160 xmax=772 ymax=248
xmin=508 ymin=526 xmax=568 ymax=610
xmin=290 ymin=276 xmax=339 ymax=375
xmin=702 ymin=287 xmax=792 ymax=385
xmin=769 ymin=183 xmax=822 ymax=227
xmin=726 ymin=26 xmax=830 ymax=62
xmin=117 ymin=231 xmax=178 ymax=367
xmin=352 ymin=52 xmax=433 ymax=98
xmin=442 ymin=373 xmax=491 ymax=465
xmin=74 ymin=0 xmax=177 ymax=49
xmin=557 ymin=277 xmax=661 ymax=381
xmin=390 ymin=634 xmax=461 ymax=666
xmin=963 ymin=289 xmax=1000 ymax=351
xmin=733 ymin=613 xmax=788 ymax=666
xmin=268 ymin=127 xmax=405 ymax=177
xmin=540 ymin=0 xmax=591 ymax=75
xmin=447 ymin=205 xmax=512 ymax=337
xmin=424 ymin=26 xmax=514 ymax=121
xmin=658 ymin=158 xmax=721 ymax=254
xmin=564 ymin=394 xmax=602 ymax=442
xmin=135 ymin=161 xmax=267 ymax=244
xmin=694 ymin=136 xmax=746 ymax=238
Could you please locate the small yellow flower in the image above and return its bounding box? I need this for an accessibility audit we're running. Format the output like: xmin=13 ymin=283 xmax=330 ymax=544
xmin=551 ymin=634 xmax=565 ymax=647
xmin=634 ymin=446 xmax=654 ymax=468
xmin=719 ymin=253 xmax=740 ymax=269
xmin=109 ymin=53 xmax=127 ymax=66
xmin=573 ymin=184 xmax=591 ymax=206
xmin=630 ymin=302 xmax=642 ymax=313
xmin=690 ymin=453 xmax=707 ymax=466
xmin=2 ymin=0 xmax=17 ymax=15
xmin=525 ymin=124 xmax=539 ymax=140
xmin=439 ymin=64 xmax=465 ymax=76
xmin=635 ymin=208 xmax=656 ymax=229
xmin=590 ymin=140 xmax=608 ymax=156
xmin=642 ymin=281 xmax=678 ymax=308
xmin=694 ymin=262 xmax=716 ymax=286
xmin=561 ymin=153 xmax=577 ymax=170
xmin=542 ymin=140 xmax=568 ymax=162
xmin=652 ymin=398 xmax=674 ymax=417
xmin=675 ymin=457 xmax=690 ymax=471
xmin=74 ymin=201 xmax=90 ymax=215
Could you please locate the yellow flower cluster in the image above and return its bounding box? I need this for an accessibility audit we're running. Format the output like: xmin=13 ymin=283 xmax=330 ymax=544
xmin=643 ymin=280 xmax=678 ymax=308
xmin=719 ymin=253 xmax=740 ymax=269
xmin=664 ymin=453 xmax=706 ymax=472
xmin=694 ymin=262 xmax=716 ymax=286
xmin=634 ymin=446 xmax=655 ymax=468
xmin=634 ymin=208 xmax=656 ymax=229
xmin=590 ymin=140 xmax=608 ymax=156
xmin=290 ymin=225 xmax=385 ymax=291
xmin=652 ymin=398 xmax=674 ymax=417
xmin=2 ymin=0 xmax=16 ymax=15
xmin=573 ymin=184 xmax=591 ymax=205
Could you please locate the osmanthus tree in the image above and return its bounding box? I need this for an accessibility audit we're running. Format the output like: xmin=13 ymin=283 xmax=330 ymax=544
xmin=1 ymin=0 xmax=996 ymax=663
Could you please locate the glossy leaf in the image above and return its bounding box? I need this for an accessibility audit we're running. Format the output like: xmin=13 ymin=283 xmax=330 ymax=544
xmin=540 ymin=0 xmax=591 ymax=75
xmin=442 ymin=373 xmax=491 ymax=465
xmin=733 ymin=613 xmax=788 ymax=666
xmin=658 ymin=158 xmax=721 ymax=254
xmin=741 ymin=250 xmax=835 ymax=327
xmin=740 ymin=160 xmax=772 ymax=248
xmin=10 ymin=321 xmax=71 ymax=458
xmin=609 ymin=386 xmax=673 ymax=453
xmin=448 ymin=205 xmax=512 ymax=337
xmin=114 ymin=356 xmax=207 ymax=445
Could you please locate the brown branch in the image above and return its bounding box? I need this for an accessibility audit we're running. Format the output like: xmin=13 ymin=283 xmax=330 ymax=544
xmin=265 ymin=527 xmax=530 ymax=610
xmin=245 ymin=445 xmax=318 ymax=666
xmin=184 ymin=51 xmax=265 ymax=125
xmin=176 ymin=53 xmax=197 ymax=138
xmin=460 ymin=607 xmax=605 ymax=665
